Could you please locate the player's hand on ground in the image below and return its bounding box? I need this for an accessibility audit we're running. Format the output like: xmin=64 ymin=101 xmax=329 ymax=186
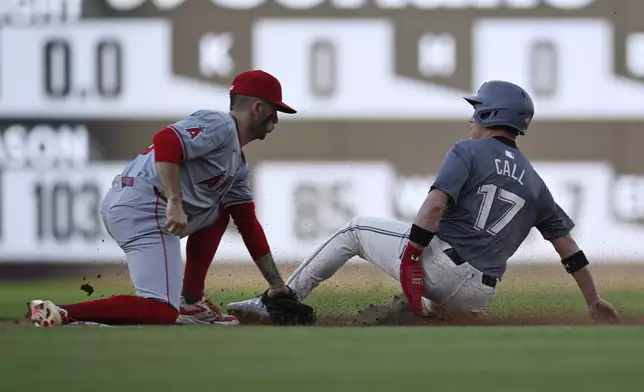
xmin=588 ymin=298 xmax=620 ymax=324
xmin=261 ymin=286 xmax=316 ymax=325
xmin=266 ymin=285 xmax=289 ymax=297
xmin=166 ymin=199 xmax=188 ymax=236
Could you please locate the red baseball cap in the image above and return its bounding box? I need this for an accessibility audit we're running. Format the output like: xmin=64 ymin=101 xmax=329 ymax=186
xmin=229 ymin=70 xmax=296 ymax=114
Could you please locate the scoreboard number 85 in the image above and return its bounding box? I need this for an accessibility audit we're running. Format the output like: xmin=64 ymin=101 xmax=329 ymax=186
xmin=34 ymin=181 xmax=103 ymax=242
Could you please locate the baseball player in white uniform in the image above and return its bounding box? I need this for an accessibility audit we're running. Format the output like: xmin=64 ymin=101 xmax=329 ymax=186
xmin=27 ymin=70 xmax=300 ymax=327
xmin=228 ymin=80 xmax=620 ymax=324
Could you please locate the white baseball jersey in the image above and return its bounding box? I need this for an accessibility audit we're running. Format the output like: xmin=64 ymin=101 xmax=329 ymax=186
xmin=121 ymin=109 xmax=253 ymax=217
xmin=101 ymin=109 xmax=254 ymax=310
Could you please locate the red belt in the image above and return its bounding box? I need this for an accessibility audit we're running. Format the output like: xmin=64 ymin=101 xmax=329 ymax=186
xmin=121 ymin=176 xmax=135 ymax=187
xmin=121 ymin=176 xmax=167 ymax=201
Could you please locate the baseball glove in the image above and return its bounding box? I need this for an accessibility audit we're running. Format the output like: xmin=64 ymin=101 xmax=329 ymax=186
xmin=261 ymin=288 xmax=316 ymax=325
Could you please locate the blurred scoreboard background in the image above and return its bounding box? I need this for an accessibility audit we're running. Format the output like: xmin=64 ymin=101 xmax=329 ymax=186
xmin=2 ymin=0 xmax=644 ymax=264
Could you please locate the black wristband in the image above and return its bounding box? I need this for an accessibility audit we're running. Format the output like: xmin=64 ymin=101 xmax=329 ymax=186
xmin=409 ymin=224 xmax=435 ymax=247
xmin=561 ymin=250 xmax=589 ymax=274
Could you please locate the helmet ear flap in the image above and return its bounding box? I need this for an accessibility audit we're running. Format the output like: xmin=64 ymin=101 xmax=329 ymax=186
xmin=473 ymin=109 xmax=494 ymax=127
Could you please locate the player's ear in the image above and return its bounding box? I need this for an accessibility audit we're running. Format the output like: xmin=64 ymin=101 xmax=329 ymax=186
xmin=251 ymin=99 xmax=263 ymax=118
xmin=270 ymin=102 xmax=280 ymax=124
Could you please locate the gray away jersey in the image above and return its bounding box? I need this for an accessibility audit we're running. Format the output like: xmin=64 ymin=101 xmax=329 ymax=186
xmin=121 ymin=110 xmax=253 ymax=217
xmin=432 ymin=137 xmax=574 ymax=278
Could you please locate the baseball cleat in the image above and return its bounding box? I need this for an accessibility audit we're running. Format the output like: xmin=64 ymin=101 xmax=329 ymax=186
xmin=227 ymin=297 xmax=270 ymax=319
xmin=26 ymin=300 xmax=68 ymax=327
xmin=177 ymin=296 xmax=239 ymax=326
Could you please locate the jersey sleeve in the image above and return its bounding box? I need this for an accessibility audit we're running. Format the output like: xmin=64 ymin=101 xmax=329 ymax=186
xmin=168 ymin=110 xmax=235 ymax=161
xmin=534 ymin=183 xmax=575 ymax=240
xmin=221 ymin=164 xmax=254 ymax=208
xmin=430 ymin=142 xmax=473 ymax=203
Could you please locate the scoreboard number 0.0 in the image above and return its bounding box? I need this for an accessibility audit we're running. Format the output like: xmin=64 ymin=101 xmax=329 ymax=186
xmin=44 ymin=38 xmax=123 ymax=99
xmin=34 ymin=181 xmax=103 ymax=242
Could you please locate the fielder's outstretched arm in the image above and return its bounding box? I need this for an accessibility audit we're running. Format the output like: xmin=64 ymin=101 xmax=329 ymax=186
xmin=549 ymin=234 xmax=620 ymax=323
xmin=226 ymin=203 xmax=285 ymax=290
xmin=227 ymin=204 xmax=284 ymax=288
xmin=221 ymin=170 xmax=287 ymax=294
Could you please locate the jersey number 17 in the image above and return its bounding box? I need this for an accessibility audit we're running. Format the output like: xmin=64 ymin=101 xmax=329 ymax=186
xmin=474 ymin=184 xmax=525 ymax=235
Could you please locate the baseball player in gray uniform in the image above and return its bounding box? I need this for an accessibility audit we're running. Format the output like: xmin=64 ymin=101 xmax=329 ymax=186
xmin=229 ymin=80 xmax=620 ymax=324
xmin=27 ymin=70 xmax=307 ymax=327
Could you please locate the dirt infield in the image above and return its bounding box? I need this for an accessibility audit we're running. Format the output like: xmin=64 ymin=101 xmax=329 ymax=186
xmin=4 ymin=262 xmax=643 ymax=327
xmin=4 ymin=260 xmax=643 ymax=291
xmin=200 ymin=262 xmax=644 ymax=292
xmin=219 ymin=262 xmax=644 ymax=327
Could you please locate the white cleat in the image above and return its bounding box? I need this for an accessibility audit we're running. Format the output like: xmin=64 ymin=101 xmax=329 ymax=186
xmin=227 ymin=297 xmax=270 ymax=319
xmin=177 ymin=296 xmax=240 ymax=326
xmin=27 ymin=300 xmax=67 ymax=327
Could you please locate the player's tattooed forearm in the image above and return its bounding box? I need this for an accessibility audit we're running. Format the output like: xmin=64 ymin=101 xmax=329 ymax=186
xmin=254 ymin=254 xmax=284 ymax=288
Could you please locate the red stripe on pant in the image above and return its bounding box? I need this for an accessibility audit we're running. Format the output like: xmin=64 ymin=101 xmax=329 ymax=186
xmin=154 ymin=194 xmax=171 ymax=304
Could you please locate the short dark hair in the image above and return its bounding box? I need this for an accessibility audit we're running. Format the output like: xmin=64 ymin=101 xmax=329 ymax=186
xmin=491 ymin=125 xmax=521 ymax=136
xmin=229 ymin=94 xmax=256 ymax=111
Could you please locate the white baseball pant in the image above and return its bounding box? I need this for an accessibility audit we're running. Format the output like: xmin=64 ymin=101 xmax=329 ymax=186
xmin=100 ymin=175 xmax=221 ymax=310
xmin=285 ymin=216 xmax=498 ymax=318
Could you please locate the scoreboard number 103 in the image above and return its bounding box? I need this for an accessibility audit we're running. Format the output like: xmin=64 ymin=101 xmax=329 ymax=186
xmin=33 ymin=180 xmax=103 ymax=242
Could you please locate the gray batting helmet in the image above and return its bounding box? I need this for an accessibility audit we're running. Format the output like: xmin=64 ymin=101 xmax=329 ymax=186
xmin=464 ymin=80 xmax=534 ymax=135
